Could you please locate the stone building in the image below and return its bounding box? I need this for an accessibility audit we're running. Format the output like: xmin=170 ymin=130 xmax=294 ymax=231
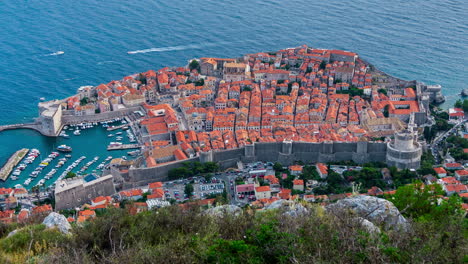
xmin=223 ymin=62 xmax=250 ymax=82
xmin=334 ymin=66 xmax=355 ymax=83
xmin=37 ymin=100 xmax=63 ymax=136
xmin=386 ymin=120 xmax=422 ymax=170
xmin=55 ymin=175 xmax=116 ymax=210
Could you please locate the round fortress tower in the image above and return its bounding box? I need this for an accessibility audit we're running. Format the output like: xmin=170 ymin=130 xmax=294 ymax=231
xmin=394 ymin=130 xmax=416 ymax=151
xmin=386 ymin=129 xmax=422 ymax=170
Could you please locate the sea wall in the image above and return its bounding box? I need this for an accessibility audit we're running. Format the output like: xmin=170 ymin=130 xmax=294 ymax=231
xmin=61 ymin=106 xmax=142 ymax=125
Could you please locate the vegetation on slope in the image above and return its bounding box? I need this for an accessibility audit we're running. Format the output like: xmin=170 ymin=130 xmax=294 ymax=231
xmin=0 ymin=189 xmax=466 ymax=264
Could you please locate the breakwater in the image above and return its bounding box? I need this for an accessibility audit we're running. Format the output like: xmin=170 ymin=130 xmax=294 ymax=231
xmin=0 ymin=148 xmax=29 ymax=181
xmin=0 ymin=123 xmax=43 ymax=134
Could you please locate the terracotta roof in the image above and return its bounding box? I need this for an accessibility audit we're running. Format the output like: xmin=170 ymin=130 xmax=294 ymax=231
xmin=255 ymin=186 xmax=271 ymax=192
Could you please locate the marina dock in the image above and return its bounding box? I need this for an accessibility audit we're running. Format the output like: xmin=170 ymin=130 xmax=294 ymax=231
xmin=107 ymin=124 xmax=129 ymax=131
xmin=0 ymin=148 xmax=29 ymax=181
xmin=107 ymin=144 xmax=140 ymax=151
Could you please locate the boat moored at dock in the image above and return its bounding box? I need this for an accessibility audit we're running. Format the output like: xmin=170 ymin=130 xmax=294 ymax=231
xmin=57 ymin=145 xmax=72 ymax=152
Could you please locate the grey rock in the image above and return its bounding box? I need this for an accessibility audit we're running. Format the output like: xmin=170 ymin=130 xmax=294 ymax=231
xmin=42 ymin=212 xmax=72 ymax=234
xmin=355 ymin=217 xmax=381 ymax=234
xmin=7 ymin=229 xmax=18 ymax=238
xmin=204 ymin=205 xmax=242 ymax=217
xmin=326 ymin=195 xmax=409 ymax=230
xmin=264 ymin=200 xmax=308 ymax=217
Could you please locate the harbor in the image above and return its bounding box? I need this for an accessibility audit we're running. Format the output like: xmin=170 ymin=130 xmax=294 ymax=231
xmin=0 ymin=148 xmax=29 ymax=181
xmin=0 ymin=118 xmax=140 ymax=190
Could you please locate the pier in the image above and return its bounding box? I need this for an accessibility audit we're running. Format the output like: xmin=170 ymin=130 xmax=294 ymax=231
xmin=0 ymin=148 xmax=29 ymax=181
xmin=0 ymin=123 xmax=42 ymax=133
xmin=107 ymin=144 xmax=140 ymax=151
xmin=107 ymin=124 xmax=129 ymax=131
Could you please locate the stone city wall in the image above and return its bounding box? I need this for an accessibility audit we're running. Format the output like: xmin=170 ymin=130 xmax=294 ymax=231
xmin=124 ymin=157 xmax=200 ymax=189
xmin=124 ymin=141 xmax=388 ymax=186
xmin=61 ymin=106 xmax=142 ymax=125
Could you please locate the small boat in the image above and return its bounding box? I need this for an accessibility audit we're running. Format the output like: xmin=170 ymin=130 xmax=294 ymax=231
xmin=57 ymin=145 xmax=72 ymax=152
xmin=73 ymin=130 xmax=81 ymax=136
xmin=39 ymin=97 xmax=46 ymax=101
xmin=51 ymin=51 xmax=65 ymax=56
xmin=65 ymin=154 xmax=72 ymax=158
xmin=116 ymin=132 xmax=123 ymax=135
xmin=24 ymin=178 xmax=32 ymax=186
xmin=109 ymin=142 xmax=122 ymax=147
xmin=108 ymin=134 xmax=114 ymax=137
xmin=128 ymin=150 xmax=139 ymax=156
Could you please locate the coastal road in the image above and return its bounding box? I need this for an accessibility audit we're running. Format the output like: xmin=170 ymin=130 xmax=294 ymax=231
xmin=430 ymin=119 xmax=467 ymax=163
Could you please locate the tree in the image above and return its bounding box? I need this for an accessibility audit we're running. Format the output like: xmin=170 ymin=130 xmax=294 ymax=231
xmin=463 ymin=99 xmax=468 ymax=112
xmin=189 ymin=60 xmax=200 ymax=72
xmin=300 ymin=165 xmax=321 ymax=181
xmin=184 ymin=184 xmax=194 ymax=198
xmin=383 ymin=105 xmax=389 ymax=117
xmin=319 ymin=61 xmax=326 ymax=70
xmin=31 ymin=186 xmax=41 ymax=201
xmin=378 ymin=88 xmax=387 ymax=95
xmin=273 ymin=162 xmax=283 ymax=172
xmin=423 ymin=126 xmax=435 ymax=142
xmin=204 ymin=173 xmax=213 ymax=183
xmin=64 ymin=172 xmax=76 ymax=179
xmin=418 ymin=151 xmax=436 ymax=175
xmin=454 ymin=99 xmax=463 ymax=108
xmin=390 ymin=182 xmax=463 ymax=222
xmin=195 ymin=78 xmax=205 ymax=86
xmin=80 ymin=97 xmax=89 ymax=106
xmin=168 ymin=167 xmax=191 ymax=180
xmin=203 ymin=162 xmax=219 ymax=173
xmin=138 ymin=73 xmax=147 ymax=85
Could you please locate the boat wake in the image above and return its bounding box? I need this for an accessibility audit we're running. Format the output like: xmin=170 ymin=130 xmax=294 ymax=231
xmin=97 ymin=61 xmax=119 ymax=65
xmin=44 ymin=51 xmax=65 ymax=56
xmin=127 ymin=42 xmax=223 ymax=54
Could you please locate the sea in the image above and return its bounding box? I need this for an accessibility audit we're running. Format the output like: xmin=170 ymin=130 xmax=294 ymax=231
xmin=0 ymin=0 xmax=467 ymax=189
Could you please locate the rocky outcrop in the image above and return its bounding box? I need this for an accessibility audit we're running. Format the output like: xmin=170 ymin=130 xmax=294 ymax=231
xmin=263 ymin=200 xmax=308 ymax=217
xmin=42 ymin=212 xmax=72 ymax=234
xmin=204 ymin=205 xmax=242 ymax=217
xmin=326 ymin=195 xmax=408 ymax=230
xmin=355 ymin=217 xmax=381 ymax=234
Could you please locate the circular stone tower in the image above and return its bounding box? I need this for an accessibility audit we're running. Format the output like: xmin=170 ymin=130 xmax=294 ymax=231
xmin=386 ymin=129 xmax=422 ymax=170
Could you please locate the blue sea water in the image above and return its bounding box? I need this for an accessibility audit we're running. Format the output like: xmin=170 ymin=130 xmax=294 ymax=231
xmin=0 ymin=0 xmax=467 ymax=187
